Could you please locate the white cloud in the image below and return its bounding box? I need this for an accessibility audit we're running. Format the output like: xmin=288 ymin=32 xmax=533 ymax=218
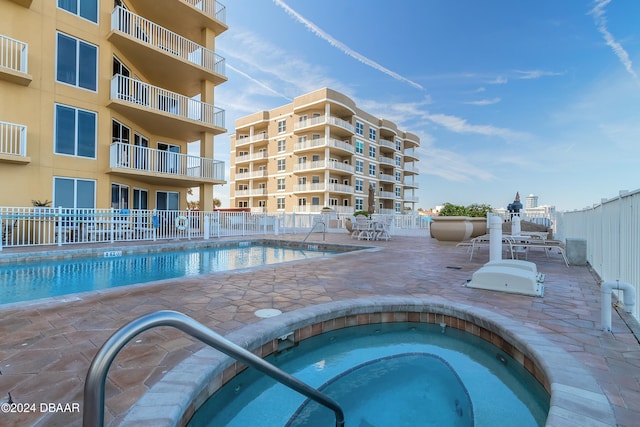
xmin=590 ymin=0 xmax=639 ymax=82
xmin=463 ymin=98 xmax=501 ymax=106
xmin=272 ymin=0 xmax=424 ymax=90
xmin=513 ymin=70 xmax=565 ymax=79
xmin=489 ymin=76 xmax=508 ymax=84
xmin=424 ymin=113 xmax=529 ymax=141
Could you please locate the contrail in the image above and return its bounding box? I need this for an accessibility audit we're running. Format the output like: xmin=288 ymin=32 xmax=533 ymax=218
xmin=590 ymin=0 xmax=638 ymax=81
xmin=227 ymin=63 xmax=292 ymax=101
xmin=273 ymin=0 xmax=424 ymax=90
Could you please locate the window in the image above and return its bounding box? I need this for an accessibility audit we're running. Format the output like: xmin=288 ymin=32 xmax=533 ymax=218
xmin=258 ymin=200 xmax=266 ymax=207
xmin=277 ymin=158 xmax=286 ymax=171
xmin=395 ymin=186 xmax=402 ymax=197
xmin=311 ymin=176 xmax=320 ymax=184
xmin=277 ymin=197 xmax=285 ymax=210
xmin=355 ymin=159 xmax=364 ymax=174
xmin=298 ymin=198 xmax=307 ymax=206
xmin=396 ymin=155 xmax=402 ymax=166
xmin=311 ymin=197 xmax=320 ymax=206
xmin=156 ymin=191 xmax=179 ymax=210
xmin=355 ymin=121 xmax=364 ymax=136
xmin=237 ymin=167 xmax=249 ymax=174
xmin=312 ymin=154 xmax=320 ymax=162
xmin=238 ymin=184 xmax=248 ymax=191
xmin=298 ymin=136 xmax=307 ymax=143
xmin=111 ymin=183 xmax=129 ymax=209
xmin=355 ymin=140 xmax=364 ymax=154
xmin=395 ymin=202 xmax=402 ymax=213
xmin=369 ymin=128 xmax=377 ymax=141
xmin=158 ymin=142 xmax=180 ymax=174
xmin=277 ymin=139 xmax=286 ymax=152
xmin=396 ymin=140 xmax=402 ymax=151
xmin=395 ymin=171 xmax=402 ymax=182
xmin=57 ymin=0 xmax=98 ymax=23
xmin=369 ymin=164 xmax=376 ymax=176
xmin=369 ymin=146 xmax=376 ymax=158
xmin=298 ymin=177 xmax=307 ymax=185
xmin=238 ymin=201 xmax=248 ymax=208
xmin=355 ymin=179 xmax=363 ymax=192
xmin=57 ymin=33 xmax=97 ymax=91
xmin=355 ymin=198 xmax=363 ymax=211
xmin=54 ymin=177 xmax=96 ymax=208
xmin=277 ymin=178 xmax=285 ymax=191
xmin=55 ymin=104 xmax=97 ymax=158
xmin=328 ymin=198 xmax=338 ymax=206
xmin=277 ymin=120 xmax=286 ymax=133
xmin=133 ymin=188 xmax=148 ymax=210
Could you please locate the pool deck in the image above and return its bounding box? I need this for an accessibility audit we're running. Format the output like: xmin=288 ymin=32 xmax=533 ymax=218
xmin=0 ymin=233 xmax=639 ymax=427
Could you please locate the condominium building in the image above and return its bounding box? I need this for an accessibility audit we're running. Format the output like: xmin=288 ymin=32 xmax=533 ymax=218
xmin=230 ymin=88 xmax=420 ymax=214
xmin=0 ymin=0 xmax=227 ymax=211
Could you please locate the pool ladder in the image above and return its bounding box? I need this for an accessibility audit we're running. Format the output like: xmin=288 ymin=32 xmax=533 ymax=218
xmin=83 ymin=310 xmax=345 ymax=427
xmin=303 ymin=218 xmax=326 ymax=242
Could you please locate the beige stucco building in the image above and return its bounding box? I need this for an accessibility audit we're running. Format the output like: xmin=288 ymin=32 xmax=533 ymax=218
xmin=230 ymin=88 xmax=420 ymax=215
xmin=0 ymin=0 xmax=227 ymax=211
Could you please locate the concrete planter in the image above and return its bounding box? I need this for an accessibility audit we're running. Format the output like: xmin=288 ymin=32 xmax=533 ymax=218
xmin=468 ymin=217 xmax=487 ymax=238
xmin=430 ymin=216 xmax=474 ymax=242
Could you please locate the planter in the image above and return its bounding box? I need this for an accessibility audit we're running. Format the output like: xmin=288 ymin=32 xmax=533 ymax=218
xmin=430 ymin=216 xmax=474 ymax=242
xmin=468 ymin=217 xmax=487 ymax=238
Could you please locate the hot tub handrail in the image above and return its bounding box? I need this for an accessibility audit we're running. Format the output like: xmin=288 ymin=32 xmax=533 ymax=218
xmin=83 ymin=310 xmax=345 ymax=427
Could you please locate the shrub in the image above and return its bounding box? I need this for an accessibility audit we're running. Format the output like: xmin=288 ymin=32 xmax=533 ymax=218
xmin=439 ymin=203 xmax=493 ymax=217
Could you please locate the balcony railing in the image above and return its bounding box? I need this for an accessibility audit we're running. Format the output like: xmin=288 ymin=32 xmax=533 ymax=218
xmin=379 ymin=139 xmax=396 ymax=150
xmin=110 ymin=74 xmax=225 ymax=129
xmin=0 ymin=34 xmax=28 ymax=74
xmin=183 ymin=0 xmax=226 ymax=24
xmin=379 ymin=173 xmax=396 ymax=182
xmin=235 ymin=170 xmax=267 ymax=180
xmin=294 ymin=115 xmax=354 ymax=134
xmin=294 ymin=137 xmax=354 ymax=154
xmin=235 ymin=133 xmax=268 ymax=147
xmin=403 ymin=180 xmax=419 ymax=189
xmin=235 ymin=188 xmax=266 ymax=197
xmin=294 ymin=160 xmax=354 ymax=174
xmin=111 ymin=7 xmax=225 ymax=78
xmin=109 ymin=141 xmax=224 ymax=181
xmin=379 ymin=191 xmax=397 ymax=199
xmin=235 ymin=151 xmax=267 ymax=163
xmin=0 ymin=121 xmax=27 ymax=157
xmin=378 ymin=156 xmax=396 ymax=166
xmin=404 ymin=195 xmax=419 ymax=203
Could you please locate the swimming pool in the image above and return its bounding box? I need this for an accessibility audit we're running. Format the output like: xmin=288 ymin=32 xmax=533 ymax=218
xmin=0 ymin=241 xmax=357 ymax=305
xmin=188 ymin=322 xmax=549 ymax=426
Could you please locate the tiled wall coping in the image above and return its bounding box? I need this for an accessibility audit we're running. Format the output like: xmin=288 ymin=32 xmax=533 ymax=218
xmin=119 ymin=297 xmax=616 ymax=427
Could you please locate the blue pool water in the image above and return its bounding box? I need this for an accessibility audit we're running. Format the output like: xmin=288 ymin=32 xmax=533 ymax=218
xmin=189 ymin=323 xmax=549 ymax=427
xmin=0 ymin=243 xmax=341 ymax=305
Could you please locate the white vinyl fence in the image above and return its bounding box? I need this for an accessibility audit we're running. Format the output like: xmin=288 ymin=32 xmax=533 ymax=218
xmin=556 ymin=189 xmax=640 ymax=320
xmin=0 ymin=208 xmax=430 ymax=251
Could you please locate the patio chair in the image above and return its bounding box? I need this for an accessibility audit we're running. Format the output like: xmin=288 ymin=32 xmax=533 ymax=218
xmin=353 ymin=215 xmax=374 ymax=240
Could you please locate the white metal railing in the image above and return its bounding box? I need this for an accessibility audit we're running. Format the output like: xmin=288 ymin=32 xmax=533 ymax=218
xmin=556 ymin=189 xmax=640 ymax=320
xmin=404 ymin=148 xmax=418 ymax=158
xmin=294 ymin=137 xmax=354 ymax=154
xmin=379 ymin=173 xmax=395 ymax=182
xmin=294 ymin=115 xmax=354 ymax=133
xmin=379 ymin=139 xmax=396 ymax=150
xmin=294 ymin=183 xmax=325 ymax=192
xmin=111 ymin=7 xmax=225 ymax=77
xmin=183 ymin=0 xmax=226 ymax=24
xmin=0 ymin=34 xmax=28 ymax=74
xmin=404 ymin=195 xmax=419 ymax=203
xmin=378 ymin=156 xmax=395 ymax=166
xmin=235 ymin=188 xmax=266 ymax=197
xmin=110 ymin=74 xmax=225 ymax=128
xmin=235 ymin=133 xmax=268 ymax=147
xmin=0 ymin=121 xmax=27 ymax=157
xmin=235 ymin=151 xmax=267 ymax=163
xmin=404 ymin=164 xmax=419 ymax=174
xmin=0 ymin=207 xmax=433 ymax=250
xmin=109 ymin=141 xmax=224 ymax=181
xmin=379 ymin=191 xmax=396 ymax=199
xmin=294 ymin=160 xmax=354 ymax=174
xmin=235 ymin=170 xmax=267 ymax=180
xmin=403 ymin=180 xmax=419 ymax=188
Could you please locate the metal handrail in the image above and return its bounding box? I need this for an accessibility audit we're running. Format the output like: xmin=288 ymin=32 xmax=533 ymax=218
xmin=83 ymin=310 xmax=345 ymax=427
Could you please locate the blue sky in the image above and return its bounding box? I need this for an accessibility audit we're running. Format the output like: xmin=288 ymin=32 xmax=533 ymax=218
xmin=209 ymin=0 xmax=640 ymax=212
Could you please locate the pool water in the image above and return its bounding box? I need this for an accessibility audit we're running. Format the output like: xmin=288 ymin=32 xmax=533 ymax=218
xmin=189 ymin=323 xmax=549 ymax=427
xmin=0 ymin=244 xmax=339 ymax=305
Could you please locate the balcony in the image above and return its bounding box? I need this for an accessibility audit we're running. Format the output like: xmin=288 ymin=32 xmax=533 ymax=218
xmin=294 ymin=160 xmax=355 ymax=174
xmin=0 ymin=34 xmax=31 ymax=86
xmin=294 ymin=183 xmax=354 ymax=193
xmin=379 ymin=191 xmax=397 ymax=199
xmin=403 ymin=180 xmax=419 ymax=189
xmin=235 ymin=188 xmax=266 ymax=197
xmin=404 ymin=148 xmax=418 ymax=161
xmin=379 ymin=139 xmax=396 ymax=151
xmin=109 ymin=6 xmax=226 ymax=96
xmin=293 ymin=205 xmax=354 ymax=214
xmin=379 ymin=173 xmax=396 ymax=183
xmin=235 ymin=151 xmax=267 ymax=164
xmin=404 ymin=195 xmax=420 ymax=203
xmin=293 ymin=137 xmax=354 ymax=154
xmin=109 ymin=74 xmax=225 ymax=141
xmin=129 ymin=0 xmax=227 ymax=39
xmin=0 ymin=121 xmax=30 ymax=164
xmin=235 ymin=132 xmax=268 ymax=147
xmin=378 ymin=156 xmax=396 ymax=167
xmin=108 ymin=141 xmax=225 ymax=186
xmin=235 ymin=170 xmax=267 ymax=180
xmin=294 ymin=115 xmax=354 ymax=136
xmin=404 ymin=164 xmax=419 ymax=175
